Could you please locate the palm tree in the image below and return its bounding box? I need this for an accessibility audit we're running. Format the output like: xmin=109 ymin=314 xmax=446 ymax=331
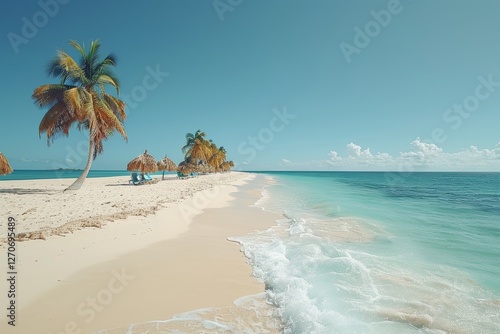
xmin=32 ymin=40 xmax=127 ymax=191
xmin=221 ymin=161 xmax=231 ymax=172
xmin=208 ymin=146 xmax=226 ymax=172
xmin=182 ymin=130 xmax=211 ymax=165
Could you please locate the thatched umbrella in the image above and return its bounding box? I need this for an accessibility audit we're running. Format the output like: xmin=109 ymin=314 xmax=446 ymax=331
xmin=157 ymin=155 xmax=177 ymax=180
xmin=177 ymin=160 xmax=195 ymax=176
xmin=198 ymin=163 xmax=215 ymax=174
xmin=127 ymin=150 xmax=158 ymax=174
xmin=197 ymin=163 xmax=209 ymax=174
xmin=0 ymin=153 xmax=13 ymax=175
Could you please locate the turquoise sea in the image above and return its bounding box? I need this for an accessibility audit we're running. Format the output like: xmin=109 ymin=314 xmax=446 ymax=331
xmin=232 ymin=171 xmax=500 ymax=333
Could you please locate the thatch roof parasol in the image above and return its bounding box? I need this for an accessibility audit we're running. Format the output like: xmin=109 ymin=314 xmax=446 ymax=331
xmin=197 ymin=164 xmax=208 ymax=174
xmin=198 ymin=163 xmax=215 ymax=174
xmin=157 ymin=155 xmax=177 ymax=180
xmin=177 ymin=160 xmax=196 ymax=175
xmin=127 ymin=150 xmax=158 ymax=174
xmin=0 ymin=153 xmax=13 ymax=175
xmin=158 ymin=156 xmax=177 ymax=171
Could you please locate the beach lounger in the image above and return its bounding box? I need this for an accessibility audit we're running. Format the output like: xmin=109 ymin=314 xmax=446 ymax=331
xmin=143 ymin=173 xmax=154 ymax=182
xmin=177 ymin=171 xmax=190 ymax=179
xmin=129 ymin=172 xmax=144 ymax=185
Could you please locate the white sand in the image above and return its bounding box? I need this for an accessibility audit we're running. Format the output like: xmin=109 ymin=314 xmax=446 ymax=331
xmin=0 ymin=172 xmax=282 ymax=333
xmin=1 ymin=172 xmax=249 ymax=241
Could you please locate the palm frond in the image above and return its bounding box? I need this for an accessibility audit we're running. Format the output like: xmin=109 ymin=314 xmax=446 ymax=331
xmin=102 ymin=54 xmax=117 ymax=66
xmin=93 ymin=97 xmax=127 ymax=140
xmin=97 ymin=74 xmax=120 ymax=94
xmin=88 ymin=40 xmax=101 ymax=65
xmin=39 ymin=101 xmax=76 ymax=144
xmin=69 ymin=40 xmax=86 ymax=58
xmin=63 ymin=87 xmax=92 ymax=121
xmin=46 ymin=57 xmax=63 ymax=78
xmin=32 ymin=84 xmax=73 ymax=108
xmin=57 ymin=50 xmax=85 ymax=84
xmin=102 ymin=94 xmax=126 ymax=120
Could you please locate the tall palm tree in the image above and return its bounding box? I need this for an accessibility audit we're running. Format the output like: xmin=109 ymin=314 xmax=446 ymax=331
xmin=32 ymin=40 xmax=127 ymax=191
xmin=182 ymin=130 xmax=211 ymax=165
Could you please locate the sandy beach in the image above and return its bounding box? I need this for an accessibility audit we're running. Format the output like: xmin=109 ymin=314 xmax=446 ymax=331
xmin=0 ymin=172 xmax=282 ymax=333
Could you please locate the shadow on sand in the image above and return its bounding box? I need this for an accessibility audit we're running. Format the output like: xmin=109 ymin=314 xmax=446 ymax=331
xmin=0 ymin=188 xmax=60 ymax=195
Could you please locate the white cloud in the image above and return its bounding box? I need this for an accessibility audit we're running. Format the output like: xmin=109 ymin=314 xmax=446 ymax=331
xmin=329 ymin=151 xmax=341 ymax=161
xmin=324 ymin=138 xmax=500 ymax=171
xmin=400 ymin=137 xmax=443 ymax=164
xmin=374 ymin=152 xmax=392 ymax=160
xmin=241 ymin=139 xmax=500 ymax=171
xmin=346 ymin=143 xmax=373 ymax=159
xmin=328 ymin=143 xmax=391 ymax=167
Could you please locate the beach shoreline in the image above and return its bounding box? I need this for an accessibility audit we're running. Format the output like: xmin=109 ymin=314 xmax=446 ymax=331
xmin=0 ymin=172 xmax=283 ymax=333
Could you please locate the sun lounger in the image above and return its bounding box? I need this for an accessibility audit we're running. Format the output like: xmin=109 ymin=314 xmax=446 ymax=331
xmin=177 ymin=171 xmax=190 ymax=179
xmin=129 ymin=172 xmax=144 ymax=185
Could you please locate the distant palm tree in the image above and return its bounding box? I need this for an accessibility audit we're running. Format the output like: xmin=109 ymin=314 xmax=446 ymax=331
xmin=221 ymin=161 xmax=232 ymax=172
xmin=182 ymin=130 xmax=211 ymax=165
xmin=208 ymin=146 xmax=226 ymax=172
xmin=32 ymin=40 xmax=127 ymax=191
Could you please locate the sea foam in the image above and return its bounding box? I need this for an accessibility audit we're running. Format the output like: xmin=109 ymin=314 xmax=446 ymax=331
xmin=233 ymin=172 xmax=500 ymax=333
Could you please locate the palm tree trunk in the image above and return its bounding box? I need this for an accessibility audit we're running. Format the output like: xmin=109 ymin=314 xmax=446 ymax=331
xmin=64 ymin=141 xmax=95 ymax=191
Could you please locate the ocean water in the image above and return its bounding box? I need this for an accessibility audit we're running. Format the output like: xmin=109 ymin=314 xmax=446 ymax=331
xmin=231 ymin=171 xmax=500 ymax=333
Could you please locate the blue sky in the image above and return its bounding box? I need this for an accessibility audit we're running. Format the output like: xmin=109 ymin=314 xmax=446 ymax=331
xmin=1 ymin=0 xmax=500 ymax=171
